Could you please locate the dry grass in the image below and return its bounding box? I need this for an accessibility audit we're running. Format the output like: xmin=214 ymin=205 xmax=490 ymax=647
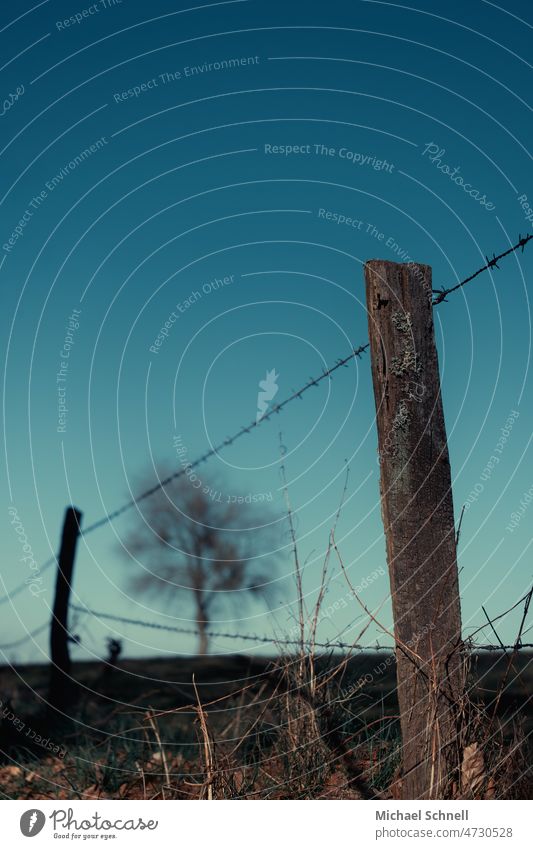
xmin=1 ymin=475 xmax=532 ymax=800
xmin=0 ymin=646 xmax=531 ymax=800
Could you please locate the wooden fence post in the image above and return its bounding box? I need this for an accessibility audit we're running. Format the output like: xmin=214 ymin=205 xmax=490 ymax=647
xmin=49 ymin=506 xmax=82 ymax=710
xmin=364 ymin=260 xmax=463 ymax=799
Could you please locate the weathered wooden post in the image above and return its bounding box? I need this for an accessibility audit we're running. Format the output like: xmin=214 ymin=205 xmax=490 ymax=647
xmin=364 ymin=260 xmax=463 ymax=799
xmin=49 ymin=506 xmax=82 ymax=710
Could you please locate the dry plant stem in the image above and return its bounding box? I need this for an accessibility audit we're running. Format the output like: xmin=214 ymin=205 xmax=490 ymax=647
xmin=333 ymin=533 xmax=463 ymax=798
xmin=480 ymin=608 xmax=529 ymax=700
xmin=192 ymin=675 xmax=215 ymax=800
xmin=145 ymin=709 xmax=170 ymax=800
xmin=310 ymin=467 xmax=350 ymax=662
xmin=223 ymin=679 xmax=270 ymax=748
xmin=332 ymin=535 xmax=423 ymax=664
xmin=135 ymin=761 xmax=147 ymax=800
xmin=228 ymin=679 xmax=282 ymax=759
xmin=485 ymin=589 xmax=533 ymax=732
xmin=308 ymin=543 xmax=331 ymax=696
xmin=467 ymin=585 xmax=533 ymax=642
xmin=455 ymin=505 xmax=466 ymax=547
xmin=279 ymin=435 xmax=306 ymax=681
xmin=316 ymin=570 xmax=389 ymax=694
xmin=514 ymin=587 xmax=533 ymax=648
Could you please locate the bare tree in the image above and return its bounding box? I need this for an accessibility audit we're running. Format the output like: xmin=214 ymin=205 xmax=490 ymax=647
xmin=120 ymin=472 xmax=280 ymax=653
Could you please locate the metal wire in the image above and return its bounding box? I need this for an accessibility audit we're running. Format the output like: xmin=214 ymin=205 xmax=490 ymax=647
xmin=0 ymin=557 xmax=56 ymax=607
xmin=80 ymin=232 xmax=533 ymax=536
xmin=80 ymin=343 xmax=370 ymax=535
xmin=1 ymin=234 xmax=530 ymax=612
xmin=69 ymin=604 xmax=533 ymax=653
xmin=432 ymin=232 xmax=532 ymax=304
xmin=0 ymin=623 xmax=49 ymax=650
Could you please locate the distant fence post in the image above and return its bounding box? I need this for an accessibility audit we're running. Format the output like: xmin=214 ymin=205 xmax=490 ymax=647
xmin=364 ymin=260 xmax=463 ymax=799
xmin=49 ymin=506 xmax=82 ymax=710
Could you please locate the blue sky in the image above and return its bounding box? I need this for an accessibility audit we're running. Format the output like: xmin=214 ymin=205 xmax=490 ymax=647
xmin=1 ymin=0 xmax=532 ymax=662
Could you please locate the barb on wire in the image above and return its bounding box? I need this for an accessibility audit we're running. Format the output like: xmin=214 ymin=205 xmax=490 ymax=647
xmin=432 ymin=232 xmax=532 ymax=304
xmin=81 ymin=343 xmax=369 ymax=536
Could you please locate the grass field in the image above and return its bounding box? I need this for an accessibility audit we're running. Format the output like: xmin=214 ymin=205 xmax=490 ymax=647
xmin=1 ymin=650 xmax=531 ymax=800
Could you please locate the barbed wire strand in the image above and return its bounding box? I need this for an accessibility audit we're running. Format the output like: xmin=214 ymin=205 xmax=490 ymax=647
xmin=0 ymin=347 xmax=369 ymax=608
xmin=68 ymin=604 xmax=533 ymax=653
xmin=0 ymin=623 xmax=49 ymax=650
xmin=1 ymin=234 xmax=531 ymax=610
xmin=3 ymin=600 xmax=532 ymax=654
xmin=77 ymin=231 xmax=533 ymax=534
xmin=0 ymin=556 xmax=56 ymax=607
xmin=80 ymin=343 xmax=370 ymax=535
xmin=432 ymin=232 xmax=532 ymax=304
xmin=69 ymin=603 xmax=370 ymax=650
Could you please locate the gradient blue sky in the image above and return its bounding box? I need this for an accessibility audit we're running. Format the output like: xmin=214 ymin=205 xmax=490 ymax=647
xmin=2 ymin=0 xmax=532 ymax=663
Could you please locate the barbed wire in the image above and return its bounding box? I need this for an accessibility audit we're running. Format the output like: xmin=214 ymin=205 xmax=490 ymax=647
xmin=79 ymin=231 xmax=533 ymax=534
xmin=69 ymin=603 xmax=371 ymax=650
xmin=68 ymin=604 xmax=533 ymax=653
xmin=3 ymin=607 xmax=532 ymax=654
xmin=432 ymin=232 xmax=532 ymax=304
xmin=0 ymin=556 xmax=56 ymax=607
xmin=80 ymin=343 xmax=370 ymax=535
xmin=1 ymin=234 xmax=531 ymax=609
xmin=0 ymin=346 xmax=368 ymax=609
xmin=0 ymin=623 xmax=49 ymax=650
